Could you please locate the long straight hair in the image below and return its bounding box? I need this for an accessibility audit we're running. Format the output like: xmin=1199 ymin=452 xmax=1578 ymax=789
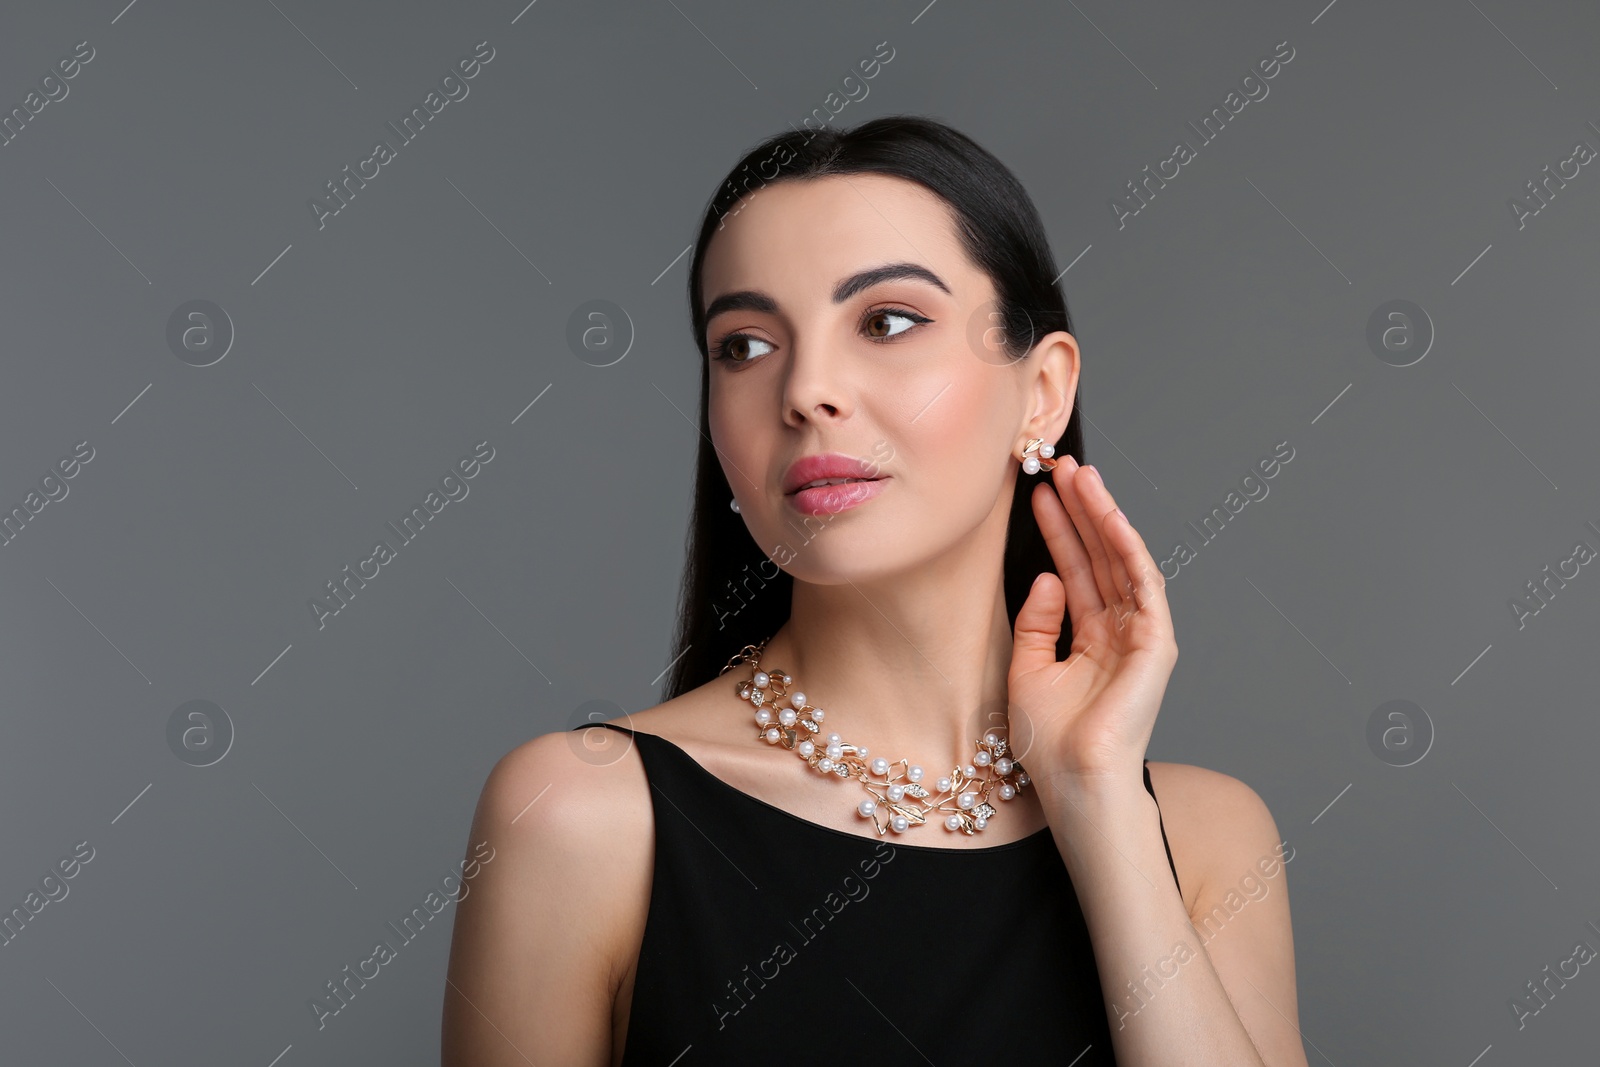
xmin=663 ymin=114 xmax=1083 ymax=701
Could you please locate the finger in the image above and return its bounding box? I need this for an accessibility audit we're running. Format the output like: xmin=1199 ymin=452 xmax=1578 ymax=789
xmin=1052 ymin=460 xmax=1119 ymax=609
xmin=1103 ymin=505 xmax=1176 ymax=645
xmin=1010 ymin=570 xmax=1066 ymax=679
xmin=1031 ymin=479 xmax=1102 ymax=621
xmin=1074 ymin=465 xmax=1136 ymax=608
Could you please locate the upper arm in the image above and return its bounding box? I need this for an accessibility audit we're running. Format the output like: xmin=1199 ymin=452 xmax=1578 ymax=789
xmin=441 ymin=730 xmax=651 ymax=1067
xmin=1146 ymin=762 xmax=1308 ymax=1067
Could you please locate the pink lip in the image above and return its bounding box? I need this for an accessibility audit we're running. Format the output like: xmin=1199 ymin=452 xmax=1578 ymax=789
xmin=787 ymin=477 xmax=888 ymax=516
xmin=782 ymin=451 xmax=886 ymax=496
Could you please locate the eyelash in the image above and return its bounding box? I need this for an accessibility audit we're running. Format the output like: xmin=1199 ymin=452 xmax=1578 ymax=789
xmin=708 ymin=306 xmax=933 ymax=365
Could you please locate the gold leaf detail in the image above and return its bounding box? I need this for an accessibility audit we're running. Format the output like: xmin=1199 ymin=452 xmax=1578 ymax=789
xmin=887 ymin=803 xmax=927 ymax=824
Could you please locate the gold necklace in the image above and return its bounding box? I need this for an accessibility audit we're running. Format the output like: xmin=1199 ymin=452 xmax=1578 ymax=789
xmin=721 ymin=639 xmax=1031 ymax=837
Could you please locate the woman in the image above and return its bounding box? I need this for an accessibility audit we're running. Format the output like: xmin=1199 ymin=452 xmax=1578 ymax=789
xmin=442 ymin=115 xmax=1308 ymax=1066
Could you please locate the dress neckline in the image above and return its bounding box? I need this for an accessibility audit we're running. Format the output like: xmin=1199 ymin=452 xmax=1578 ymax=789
xmin=584 ymin=722 xmax=1057 ymax=856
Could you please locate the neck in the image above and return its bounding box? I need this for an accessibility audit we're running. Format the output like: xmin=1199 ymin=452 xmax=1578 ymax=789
xmin=756 ymin=534 xmax=1019 ymax=771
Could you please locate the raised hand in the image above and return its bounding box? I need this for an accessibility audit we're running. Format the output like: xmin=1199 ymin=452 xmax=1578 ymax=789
xmin=1007 ymin=455 xmax=1178 ymax=788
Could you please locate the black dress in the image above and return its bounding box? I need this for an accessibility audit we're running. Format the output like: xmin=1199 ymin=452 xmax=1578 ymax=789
xmin=573 ymin=721 xmax=1182 ymax=1066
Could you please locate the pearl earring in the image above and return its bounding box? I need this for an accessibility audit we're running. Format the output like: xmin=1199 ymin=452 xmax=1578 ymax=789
xmin=730 ymin=498 xmax=741 ymax=513
xmin=1019 ymin=437 xmax=1058 ymax=475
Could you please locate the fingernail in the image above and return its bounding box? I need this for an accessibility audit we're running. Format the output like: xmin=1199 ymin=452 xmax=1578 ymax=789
xmin=1084 ymin=464 xmax=1101 ymax=483
xmin=1115 ymin=507 xmax=1126 ymax=521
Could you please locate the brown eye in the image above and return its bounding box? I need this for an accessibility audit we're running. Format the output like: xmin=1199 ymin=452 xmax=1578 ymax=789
xmin=710 ymin=332 xmax=775 ymax=365
xmin=862 ymin=307 xmax=928 ymax=340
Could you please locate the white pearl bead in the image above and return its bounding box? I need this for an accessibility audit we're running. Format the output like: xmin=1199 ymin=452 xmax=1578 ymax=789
xmin=870 ymin=757 xmax=889 ymax=776
xmin=974 ymin=816 xmax=988 ymax=830
xmin=827 ymin=732 xmax=841 ymax=744
xmin=935 ymin=777 xmax=952 ymax=793
xmin=790 ymin=691 xmax=806 ymax=709
xmin=856 ymin=746 xmax=868 ymax=758
xmin=891 ymin=815 xmax=909 ymax=833
xmin=764 ymin=727 xmax=780 ymax=742
xmin=753 ymin=671 xmax=769 ymax=688
xmin=798 ymin=740 xmax=815 ymax=757
xmin=907 ymin=765 xmax=923 ymax=781
xmin=817 ymin=758 xmax=833 ymax=772
xmin=778 ymin=708 xmax=797 ymax=725
xmin=957 ymin=792 xmax=976 ymax=809
xmin=995 ymin=758 xmax=1013 ymax=775
xmin=984 ymin=732 xmax=998 ymax=744
xmin=999 ymin=783 xmax=1016 ymax=800
xmin=886 ymin=784 xmax=904 ymax=801
xmin=858 ymin=800 xmax=876 ymax=817
xmin=944 ymin=815 xmax=961 ymax=831
xmin=973 ymin=751 xmax=991 ymax=766
xmin=1040 ymin=443 xmax=1054 ymax=458
xmin=825 ymin=743 xmax=843 ymax=759
xmin=964 ymin=764 xmax=976 ymax=777
xmin=1018 ymin=772 xmax=1030 ymax=786
xmin=1023 ymin=456 xmax=1041 ymax=474
xmin=812 ymin=709 xmax=825 ymax=721
xmin=755 ymin=708 xmax=771 ymax=724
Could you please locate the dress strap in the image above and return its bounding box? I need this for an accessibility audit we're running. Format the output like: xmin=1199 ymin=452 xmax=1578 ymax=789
xmin=1143 ymin=759 xmax=1182 ymax=896
xmin=574 ymin=721 xmax=634 ymax=737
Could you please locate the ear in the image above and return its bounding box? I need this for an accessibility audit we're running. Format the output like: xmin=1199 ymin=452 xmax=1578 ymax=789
xmin=1021 ymin=330 xmax=1079 ymax=445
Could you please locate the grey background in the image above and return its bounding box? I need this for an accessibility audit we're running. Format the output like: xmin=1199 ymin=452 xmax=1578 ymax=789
xmin=2 ymin=0 xmax=1597 ymax=1063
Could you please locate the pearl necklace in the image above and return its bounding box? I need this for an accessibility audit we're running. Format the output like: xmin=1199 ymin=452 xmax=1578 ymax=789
xmin=722 ymin=640 xmax=1031 ymax=837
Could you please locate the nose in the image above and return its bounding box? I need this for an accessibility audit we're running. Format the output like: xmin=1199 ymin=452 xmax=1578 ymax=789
xmin=781 ymin=334 xmax=852 ymax=428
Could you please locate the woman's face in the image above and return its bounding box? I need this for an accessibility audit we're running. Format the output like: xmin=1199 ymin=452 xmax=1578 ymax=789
xmin=699 ymin=172 xmax=1076 ymax=584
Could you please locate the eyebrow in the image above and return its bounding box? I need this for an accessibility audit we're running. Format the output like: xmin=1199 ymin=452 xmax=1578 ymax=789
xmin=702 ymin=262 xmax=951 ymax=325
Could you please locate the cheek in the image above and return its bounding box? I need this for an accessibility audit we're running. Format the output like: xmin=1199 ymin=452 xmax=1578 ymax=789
xmin=707 ymin=398 xmax=766 ymax=494
xmin=900 ymin=386 xmax=1009 ymax=488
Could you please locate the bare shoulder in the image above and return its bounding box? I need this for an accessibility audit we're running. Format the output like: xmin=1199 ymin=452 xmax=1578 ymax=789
xmin=441 ymin=725 xmax=658 ymax=1066
xmin=478 ymin=724 xmax=655 ymax=852
xmin=469 ymin=674 xmax=725 ymax=859
xmin=1140 ymin=762 xmax=1290 ymax=912
xmin=442 ymin=678 xmax=735 ymax=1065
xmin=1142 ymin=760 xmax=1308 ymax=1067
